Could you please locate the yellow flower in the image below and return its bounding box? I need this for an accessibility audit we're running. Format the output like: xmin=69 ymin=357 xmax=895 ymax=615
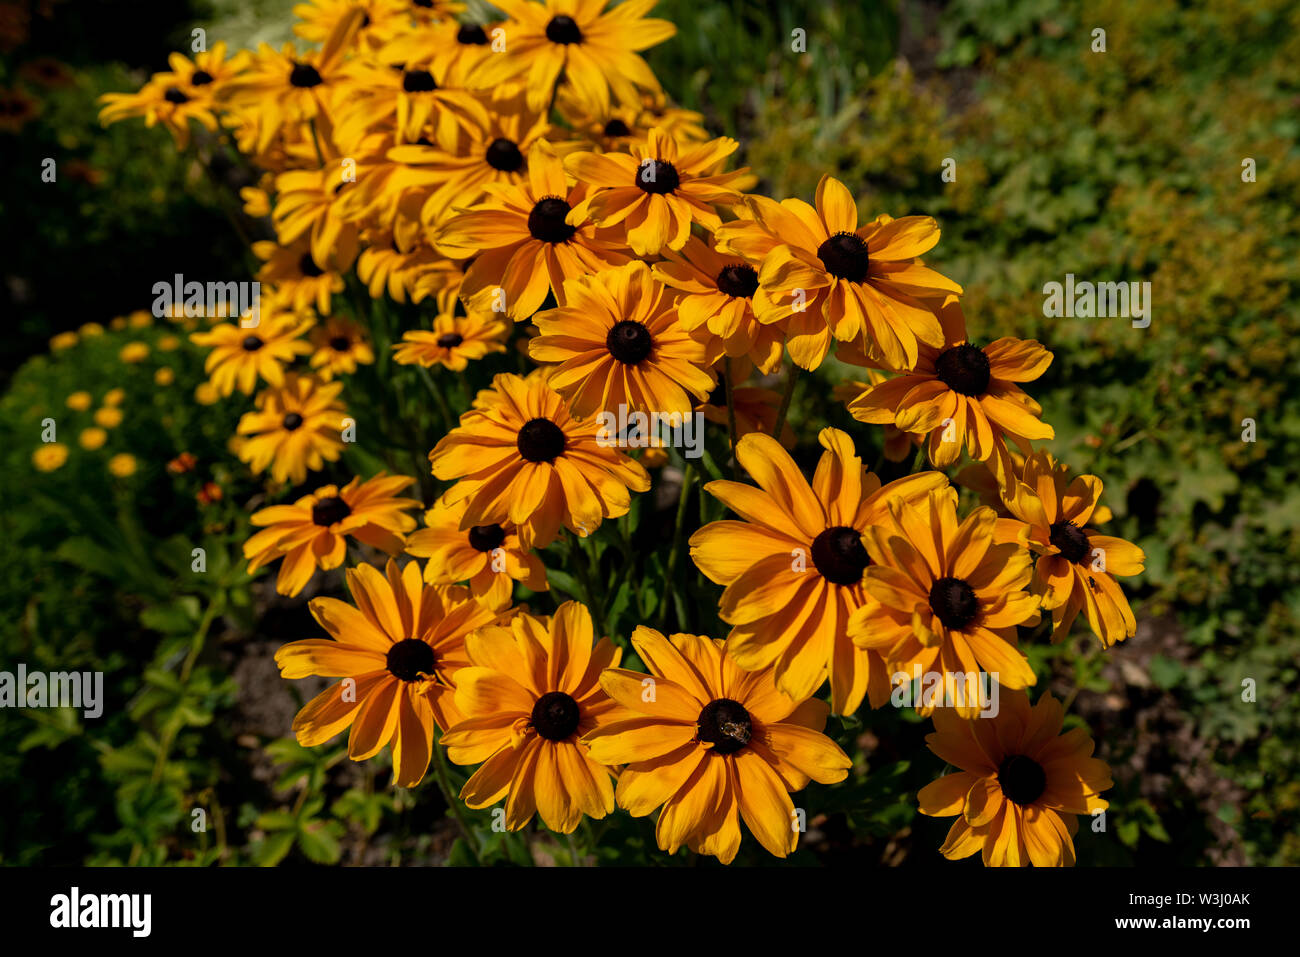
xmin=103 ymin=388 xmax=126 ymax=406
xmin=33 ymin=443 xmax=69 ymax=471
xmin=392 ymin=310 xmax=509 ymax=372
xmin=195 ymin=381 xmax=220 ymax=405
xmin=66 ymin=391 xmax=93 ymax=411
xmin=108 ymin=453 xmax=137 ymax=477
xmin=119 ymin=342 xmax=150 ymax=363
xmin=190 ymin=313 xmax=313 ymax=396
xmin=50 ymin=332 xmax=78 ymax=351
xmin=128 ymin=310 xmax=153 ymax=329
xmin=79 ymin=428 xmax=108 ymax=450
xmin=158 ymin=334 xmax=181 ymax=351
xmin=94 ymin=407 xmax=124 ymax=428
xmin=236 ymin=373 xmax=347 ymax=485
xmin=78 ymin=322 xmax=105 ymax=337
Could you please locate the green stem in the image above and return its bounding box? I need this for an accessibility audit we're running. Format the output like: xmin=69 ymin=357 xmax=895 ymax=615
xmin=658 ymin=463 xmax=696 ymax=632
xmin=432 ymin=733 xmax=482 ymax=863
xmin=416 ymin=365 xmax=454 ymax=430
xmin=723 ymin=358 xmax=739 ymax=478
xmin=772 ymin=366 xmax=799 ymax=442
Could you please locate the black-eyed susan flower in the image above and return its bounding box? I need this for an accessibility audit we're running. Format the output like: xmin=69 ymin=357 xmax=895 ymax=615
xmin=332 ymin=54 xmax=491 ymax=147
xmin=275 ymin=559 xmax=499 ymax=787
xmin=653 ymin=234 xmax=785 ymax=376
xmin=271 ymin=165 xmax=365 ymax=271
xmin=255 ymin=239 xmax=346 ymax=315
xmin=583 ymin=626 xmax=851 ymax=864
xmin=689 ymin=428 xmax=948 ymax=714
xmin=391 ymin=308 xmax=508 ymax=371
xmin=467 ymin=0 xmax=676 ymax=116
xmin=428 ymin=370 xmax=650 ymax=548
xmin=716 ymin=179 xmax=962 ymax=371
xmin=404 ymin=493 xmax=547 ymax=611
xmin=292 ymin=0 xmax=413 ymax=49
xmin=442 ymin=602 xmax=624 ymax=833
xmin=848 ymin=296 xmax=1054 ymax=481
xmin=379 ymin=15 xmax=500 ymax=88
xmin=530 ymin=260 xmax=714 ymax=419
xmin=98 ymin=77 xmax=218 ymax=148
xmin=918 ymin=689 xmax=1111 ymax=866
xmin=434 ymin=141 xmax=629 ymax=320
xmin=190 ymin=313 xmax=314 ymax=396
xmin=565 ymin=127 xmax=747 ymax=256
xmin=847 ymin=487 xmax=1040 ymax=715
xmin=309 ymin=316 xmax=374 ymax=378
xmin=236 ymin=373 xmax=347 ymax=485
xmin=244 ymin=473 xmax=422 ymax=596
xmin=1001 ymin=450 xmax=1144 ymax=647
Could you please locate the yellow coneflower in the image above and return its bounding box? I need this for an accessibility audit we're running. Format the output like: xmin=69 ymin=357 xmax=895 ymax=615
xmin=848 ymin=295 xmax=1054 ymax=482
xmin=428 ymin=370 xmax=650 ymax=548
xmin=653 ymin=234 xmax=785 ymax=376
xmin=190 ymin=313 xmax=314 ymax=396
xmin=715 ymin=179 xmax=962 ymax=371
xmin=33 ymin=443 xmax=69 ymax=472
xmin=245 ymin=473 xmax=423 ymax=596
xmin=530 ymin=260 xmax=715 ymax=419
xmin=391 ymin=309 xmax=508 ymax=371
xmin=404 ymin=493 xmax=548 ymax=611
xmin=275 ymin=559 xmax=500 ymax=787
xmin=583 ymin=626 xmax=851 ymax=864
xmin=434 ymin=141 xmax=629 ymax=320
xmin=918 ymin=690 xmax=1111 ymax=866
xmin=442 ymin=603 xmax=625 ymax=833
xmin=565 ymin=127 xmax=747 ymax=257
xmin=332 ymin=54 xmax=491 ymax=148
xmin=846 ymin=487 xmax=1041 ymax=716
xmin=1001 ymin=451 xmax=1144 ymax=647
xmin=309 ymin=316 xmax=374 ymax=378
xmin=255 ymin=239 xmax=346 ymax=315
xmin=236 ymin=373 xmax=347 ymax=485
xmin=272 ymin=165 xmax=365 ymax=272
xmin=689 ymin=428 xmax=948 ymax=714
xmin=466 ymin=0 xmax=676 ymax=116
xmin=379 ymin=15 xmax=500 ymax=88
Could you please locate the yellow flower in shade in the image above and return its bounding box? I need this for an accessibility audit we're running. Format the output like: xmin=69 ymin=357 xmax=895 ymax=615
xmin=309 ymin=316 xmax=375 ymax=379
xmin=428 ymin=370 xmax=650 ymax=548
xmin=236 ymin=374 xmax=347 ymax=485
xmin=66 ymin=391 xmax=93 ymax=411
xmin=128 ymin=311 xmax=152 ymax=329
xmin=292 ymin=0 xmax=415 ymax=48
xmin=154 ymin=368 xmax=175 ymax=386
xmin=244 ymin=473 xmax=423 ymax=596
xmin=466 ymin=0 xmax=676 ymax=115
xmin=434 ymin=142 xmax=629 ymax=320
xmin=78 ymin=428 xmax=107 ymax=450
xmin=834 ymin=372 xmax=919 ymax=463
xmin=50 ymin=332 xmax=78 ymax=351
xmin=103 ymin=388 xmax=125 ymax=406
xmin=530 ymin=260 xmax=715 ymax=418
xmin=689 ymin=428 xmax=948 ymax=715
xmin=271 ymin=166 xmax=365 ymax=272
xmin=275 ymin=559 xmax=500 ymax=788
xmin=716 ymin=179 xmax=962 ymax=371
xmin=846 ymin=487 xmax=1041 ymax=716
xmin=255 ymin=239 xmax=347 ymax=316
xmin=190 ymin=313 xmax=314 ymax=396
xmin=392 ymin=309 xmax=508 ymax=371
xmin=1000 ymin=451 xmax=1144 ymax=647
xmin=78 ymin=322 xmax=105 ymax=337
xmin=442 ymin=602 xmax=624 ymax=833
xmin=378 ymin=15 xmax=499 ymax=89
xmin=33 ymin=443 xmax=69 ymax=472
xmin=918 ymin=690 xmax=1111 ymax=867
xmin=157 ymin=334 xmax=181 ymax=351
xmin=119 ymin=342 xmax=150 ymax=363
xmin=98 ymin=77 xmax=218 ymax=150
xmin=0 ymin=86 xmax=40 ymax=134
xmin=696 ymin=380 xmax=795 ymax=449
xmin=653 ymin=234 xmax=785 ymax=376
xmin=404 ymin=493 xmax=548 ymax=612
xmin=108 ymin=453 xmax=138 ymax=477
xmin=848 ymin=296 xmax=1053 ymax=482
xmin=195 ymin=381 xmax=220 ymax=406
xmin=94 ymin=407 xmax=123 ymax=428
xmin=330 ymin=54 xmax=491 ymax=148
xmin=565 ymin=127 xmax=747 ymax=257
xmin=583 ymin=627 xmax=852 ymax=864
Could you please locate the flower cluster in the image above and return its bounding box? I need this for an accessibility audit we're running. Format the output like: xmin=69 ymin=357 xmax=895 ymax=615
xmin=101 ymin=0 xmax=1145 ymax=867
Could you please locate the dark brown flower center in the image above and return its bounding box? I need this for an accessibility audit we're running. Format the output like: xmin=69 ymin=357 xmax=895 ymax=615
xmin=606 ymin=320 xmax=653 ymax=364
xmin=402 ymin=68 xmax=437 ymax=92
xmin=311 ymin=495 xmax=351 ymax=526
xmin=934 ymin=344 xmax=991 ymax=396
xmin=634 ymin=159 xmax=680 ymax=194
xmin=998 ymin=754 xmax=1047 ymax=806
xmin=697 ymin=698 xmax=752 ymax=755
xmin=164 ymin=87 xmax=189 ymax=104
xmin=281 ymin=412 xmax=304 ymax=431
xmin=545 ymin=15 xmax=582 ymax=44
xmin=436 ymin=332 xmax=463 ymax=348
xmin=929 ymin=576 xmax=979 ymax=629
xmin=457 ymin=24 xmax=489 ymax=45
xmin=531 ymin=690 xmax=580 ymax=740
xmin=242 ymin=335 xmax=264 ymax=351
xmin=387 ymin=638 xmax=436 ymax=682
xmin=329 ymin=335 xmax=350 ymax=351
xmin=468 ymin=523 xmax=506 ymax=552
xmin=191 ymin=70 xmax=214 ymax=86
xmin=299 ymin=253 xmax=325 ymax=277
xmin=516 ymin=417 xmax=566 ymax=463
xmin=289 ymin=62 xmax=323 ymax=88
xmin=485 ymin=137 xmax=524 ymax=172
xmin=707 ymin=379 xmax=727 ymax=406
xmin=816 ymin=231 xmax=870 ymax=282
xmin=810 ymin=526 xmax=871 ymax=585
xmin=528 ymin=196 xmax=577 ymax=244
xmin=1049 ymin=520 xmax=1091 ymax=564
xmin=716 ymin=263 xmax=759 ymax=299
xmin=603 ymin=118 xmax=631 ymax=137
